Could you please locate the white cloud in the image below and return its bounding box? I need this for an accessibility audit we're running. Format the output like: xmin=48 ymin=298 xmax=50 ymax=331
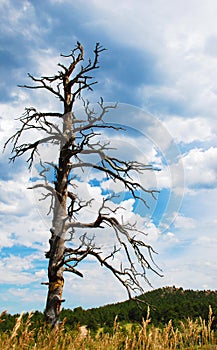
xmin=0 ymin=174 xmax=49 ymax=251
xmin=182 ymin=147 xmax=217 ymax=189
xmin=1 ymin=0 xmax=217 ymax=314
xmin=0 ymin=0 xmax=50 ymax=42
xmin=155 ymin=146 xmax=217 ymax=194
xmin=173 ymin=214 xmax=196 ymax=230
xmin=0 ymin=254 xmax=44 ymax=285
xmin=2 ymin=287 xmax=46 ymax=313
xmin=64 ymin=264 xmax=127 ymax=308
xmin=80 ymin=0 xmax=217 ymax=129
xmin=163 ymin=116 xmax=214 ymax=144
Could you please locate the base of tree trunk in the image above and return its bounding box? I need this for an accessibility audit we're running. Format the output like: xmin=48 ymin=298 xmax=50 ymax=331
xmin=44 ymin=277 xmax=64 ymax=327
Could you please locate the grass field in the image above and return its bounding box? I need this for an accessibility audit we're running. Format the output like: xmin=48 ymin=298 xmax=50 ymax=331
xmin=0 ymin=307 xmax=217 ymax=349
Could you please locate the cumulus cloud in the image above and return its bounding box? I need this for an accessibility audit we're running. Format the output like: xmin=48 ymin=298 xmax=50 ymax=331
xmin=0 ymin=253 xmax=45 ymax=284
xmin=85 ymin=0 xmax=217 ymax=124
xmin=173 ymin=214 xmax=196 ymax=230
xmin=0 ymin=172 xmax=49 ymax=251
xmin=182 ymin=147 xmax=217 ymax=189
xmin=163 ymin=116 xmax=214 ymax=144
xmin=64 ymin=264 xmax=127 ymax=308
xmin=1 ymin=0 xmax=217 ymax=313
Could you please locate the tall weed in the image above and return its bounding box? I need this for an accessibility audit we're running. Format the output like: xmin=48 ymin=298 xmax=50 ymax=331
xmin=0 ymin=307 xmax=216 ymax=350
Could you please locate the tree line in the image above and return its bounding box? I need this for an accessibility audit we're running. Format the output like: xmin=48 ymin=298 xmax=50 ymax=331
xmin=1 ymin=286 xmax=217 ymax=333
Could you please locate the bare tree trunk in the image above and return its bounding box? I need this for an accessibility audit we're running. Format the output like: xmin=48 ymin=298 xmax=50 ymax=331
xmin=5 ymin=42 xmax=161 ymax=328
xmin=44 ymin=109 xmax=72 ymax=327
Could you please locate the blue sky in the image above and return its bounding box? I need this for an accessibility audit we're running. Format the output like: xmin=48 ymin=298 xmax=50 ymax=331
xmin=0 ymin=0 xmax=217 ymax=314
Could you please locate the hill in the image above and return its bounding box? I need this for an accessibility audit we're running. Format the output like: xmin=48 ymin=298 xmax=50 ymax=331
xmin=1 ymin=286 xmax=217 ymax=332
xmin=60 ymin=286 xmax=217 ymax=330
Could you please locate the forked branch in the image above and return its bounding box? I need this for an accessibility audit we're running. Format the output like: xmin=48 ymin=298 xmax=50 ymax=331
xmin=5 ymin=42 xmax=161 ymax=326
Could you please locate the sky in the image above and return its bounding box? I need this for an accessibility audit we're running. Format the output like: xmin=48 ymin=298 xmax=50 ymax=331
xmin=0 ymin=0 xmax=217 ymax=314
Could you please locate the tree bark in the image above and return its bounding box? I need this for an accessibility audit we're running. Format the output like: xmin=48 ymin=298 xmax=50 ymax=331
xmin=44 ymin=107 xmax=73 ymax=327
xmin=5 ymin=42 xmax=161 ymax=327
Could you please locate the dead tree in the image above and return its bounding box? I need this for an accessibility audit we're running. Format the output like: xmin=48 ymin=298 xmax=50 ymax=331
xmin=5 ymin=42 xmax=162 ymax=327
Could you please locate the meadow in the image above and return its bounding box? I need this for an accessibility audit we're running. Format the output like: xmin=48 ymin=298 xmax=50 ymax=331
xmin=0 ymin=307 xmax=217 ymax=350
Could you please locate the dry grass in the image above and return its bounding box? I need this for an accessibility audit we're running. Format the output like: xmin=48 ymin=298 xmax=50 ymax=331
xmin=0 ymin=307 xmax=217 ymax=350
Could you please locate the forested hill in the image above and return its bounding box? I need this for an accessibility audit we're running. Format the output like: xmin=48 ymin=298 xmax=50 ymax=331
xmin=1 ymin=286 xmax=217 ymax=332
xmin=60 ymin=286 xmax=217 ymax=330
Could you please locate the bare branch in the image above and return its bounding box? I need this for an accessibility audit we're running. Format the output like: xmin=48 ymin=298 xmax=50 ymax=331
xmin=64 ymin=265 xmax=83 ymax=277
xmin=19 ymin=73 xmax=65 ymax=102
xmin=70 ymin=161 xmax=157 ymax=206
xmin=73 ymin=98 xmax=118 ymax=133
xmin=8 ymin=135 xmax=61 ymax=168
xmin=62 ymin=194 xmax=162 ymax=297
xmin=28 ymin=183 xmax=56 ymax=195
xmin=5 ymin=42 xmax=161 ymax=327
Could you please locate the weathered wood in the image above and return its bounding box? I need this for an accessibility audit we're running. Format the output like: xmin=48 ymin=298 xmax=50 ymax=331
xmin=5 ymin=42 xmax=161 ymax=328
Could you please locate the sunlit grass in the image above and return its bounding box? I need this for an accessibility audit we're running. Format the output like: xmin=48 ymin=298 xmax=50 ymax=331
xmin=0 ymin=307 xmax=216 ymax=349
